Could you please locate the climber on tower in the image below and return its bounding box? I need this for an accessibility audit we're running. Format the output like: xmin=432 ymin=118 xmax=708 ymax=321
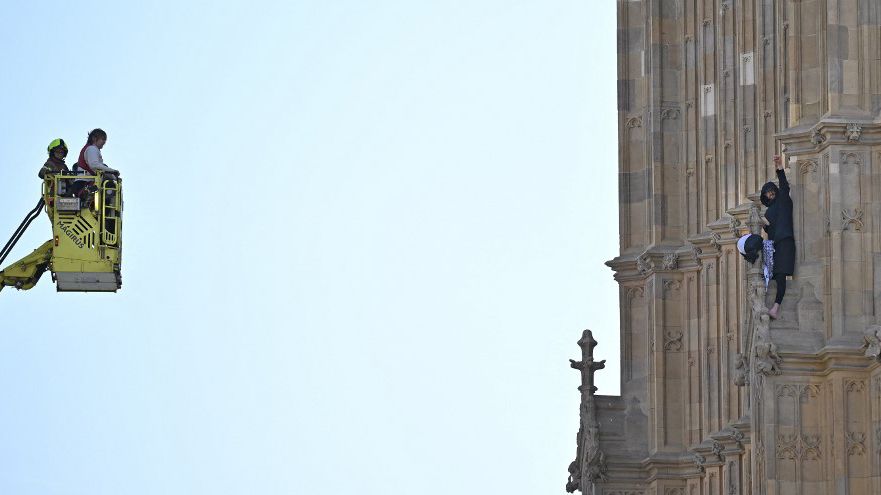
xmin=760 ymin=155 xmax=795 ymax=320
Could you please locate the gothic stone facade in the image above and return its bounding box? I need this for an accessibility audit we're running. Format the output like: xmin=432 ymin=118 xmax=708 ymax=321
xmin=568 ymin=1 xmax=881 ymax=494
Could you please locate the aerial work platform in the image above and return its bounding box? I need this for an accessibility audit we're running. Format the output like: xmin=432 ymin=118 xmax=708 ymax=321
xmin=0 ymin=172 xmax=122 ymax=293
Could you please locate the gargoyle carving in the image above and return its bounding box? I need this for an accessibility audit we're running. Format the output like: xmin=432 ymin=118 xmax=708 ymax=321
xmin=748 ymin=283 xmax=782 ymax=375
xmin=863 ymin=325 xmax=881 ymax=361
xmin=846 ymin=123 xmax=862 ymax=142
xmin=636 ymin=254 xmax=653 ymax=275
xmin=662 ymin=252 xmax=679 ymax=271
xmin=734 ymin=353 xmax=750 ymax=386
xmin=754 ymin=333 xmax=782 ymax=375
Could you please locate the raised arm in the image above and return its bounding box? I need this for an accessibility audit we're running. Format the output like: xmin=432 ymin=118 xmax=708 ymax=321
xmin=774 ymin=155 xmax=790 ymax=196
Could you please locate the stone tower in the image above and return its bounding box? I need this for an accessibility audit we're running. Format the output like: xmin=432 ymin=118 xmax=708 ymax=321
xmin=567 ymin=1 xmax=881 ymax=494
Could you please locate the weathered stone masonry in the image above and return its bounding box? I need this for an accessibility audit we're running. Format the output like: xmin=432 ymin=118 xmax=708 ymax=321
xmin=568 ymin=1 xmax=881 ymax=494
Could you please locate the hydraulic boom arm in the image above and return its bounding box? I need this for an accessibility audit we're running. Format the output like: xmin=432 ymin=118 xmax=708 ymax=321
xmin=0 ymin=198 xmax=51 ymax=292
xmin=0 ymin=240 xmax=52 ymax=292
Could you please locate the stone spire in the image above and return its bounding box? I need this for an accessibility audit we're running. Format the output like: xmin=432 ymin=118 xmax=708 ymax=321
xmin=566 ymin=330 xmax=606 ymax=494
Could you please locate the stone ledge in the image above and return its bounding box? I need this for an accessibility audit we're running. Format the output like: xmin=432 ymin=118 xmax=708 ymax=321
xmin=776 ymin=343 xmax=881 ymax=374
xmin=778 ymin=119 xmax=881 ymax=155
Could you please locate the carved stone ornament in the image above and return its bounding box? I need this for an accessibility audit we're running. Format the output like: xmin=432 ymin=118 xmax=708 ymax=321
xmin=567 ymin=330 xmax=607 ymax=493
xmin=728 ymin=216 xmax=741 ymax=237
xmin=753 ymin=329 xmax=782 ymax=375
xmin=750 ymin=284 xmax=782 ymax=375
xmin=691 ymin=452 xmax=706 ymax=473
xmin=733 ymin=353 xmax=749 ymax=386
xmin=846 ymin=380 xmax=866 ymax=393
xmin=747 ymin=203 xmax=764 ymax=235
xmin=847 ymin=431 xmax=866 ymax=456
xmin=810 ymin=128 xmax=826 ymax=145
xmin=565 ymin=460 xmax=580 ymax=493
xmin=776 ymin=433 xmax=821 ymax=460
xmin=798 ymin=159 xmax=817 ymax=175
xmin=712 ymin=440 xmax=725 ymax=460
xmin=625 ymin=116 xmax=643 ymax=128
xmin=660 ymin=107 xmax=680 ymax=120
xmin=636 ymin=254 xmax=653 ymax=275
xmin=662 ymin=252 xmax=679 ymax=271
xmin=863 ymin=325 xmax=881 ymax=361
xmin=626 ymin=286 xmax=645 ymax=300
xmin=778 ymin=383 xmax=820 ymax=400
xmin=691 ymin=245 xmax=702 ymax=261
xmin=842 ymin=208 xmax=864 ymax=231
xmin=841 ymin=151 xmax=863 ymax=166
xmin=663 ymin=279 xmax=681 ymax=292
xmin=846 ymin=123 xmax=862 ymax=142
xmin=663 ymin=330 xmax=683 ymax=351
xmin=723 ymin=426 xmax=745 ymax=448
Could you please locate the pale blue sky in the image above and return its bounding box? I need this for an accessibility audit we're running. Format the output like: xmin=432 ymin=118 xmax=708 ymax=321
xmin=0 ymin=1 xmax=618 ymax=493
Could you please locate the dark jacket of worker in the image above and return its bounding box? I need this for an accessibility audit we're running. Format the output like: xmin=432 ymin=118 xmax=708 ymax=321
xmin=38 ymin=157 xmax=70 ymax=179
xmin=761 ymin=169 xmax=794 ymax=241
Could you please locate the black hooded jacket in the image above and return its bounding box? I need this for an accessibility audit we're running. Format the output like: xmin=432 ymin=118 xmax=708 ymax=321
xmin=761 ymin=169 xmax=794 ymax=241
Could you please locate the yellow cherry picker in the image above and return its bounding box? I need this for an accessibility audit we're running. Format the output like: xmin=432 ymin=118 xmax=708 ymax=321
xmin=0 ymin=171 xmax=122 ymax=292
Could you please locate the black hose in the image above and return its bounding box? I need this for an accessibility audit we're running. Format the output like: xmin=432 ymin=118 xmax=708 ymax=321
xmin=0 ymin=198 xmax=45 ymax=267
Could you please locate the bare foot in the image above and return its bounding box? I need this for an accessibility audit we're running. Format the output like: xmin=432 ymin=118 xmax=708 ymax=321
xmin=768 ymin=303 xmax=780 ymax=319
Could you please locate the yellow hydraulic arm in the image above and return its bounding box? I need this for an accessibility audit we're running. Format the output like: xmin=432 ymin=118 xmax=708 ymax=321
xmin=0 ymin=198 xmax=52 ymax=292
xmin=0 ymin=240 xmax=52 ymax=292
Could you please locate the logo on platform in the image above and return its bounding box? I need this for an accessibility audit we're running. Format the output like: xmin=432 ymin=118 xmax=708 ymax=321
xmin=57 ymin=221 xmax=85 ymax=249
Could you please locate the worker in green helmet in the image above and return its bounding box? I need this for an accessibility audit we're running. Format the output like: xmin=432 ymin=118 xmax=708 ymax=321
xmin=39 ymin=138 xmax=71 ymax=179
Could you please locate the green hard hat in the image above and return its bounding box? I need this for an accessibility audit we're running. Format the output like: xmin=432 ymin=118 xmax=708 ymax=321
xmin=47 ymin=138 xmax=68 ymax=154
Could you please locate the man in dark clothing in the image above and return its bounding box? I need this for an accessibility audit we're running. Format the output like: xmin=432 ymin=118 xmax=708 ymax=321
xmin=760 ymin=155 xmax=795 ymax=319
xmin=39 ymin=138 xmax=70 ymax=179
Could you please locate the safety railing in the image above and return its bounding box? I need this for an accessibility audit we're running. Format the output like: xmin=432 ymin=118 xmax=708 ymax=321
xmin=101 ymin=178 xmax=120 ymax=246
xmin=44 ymin=172 xmax=123 ymax=246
